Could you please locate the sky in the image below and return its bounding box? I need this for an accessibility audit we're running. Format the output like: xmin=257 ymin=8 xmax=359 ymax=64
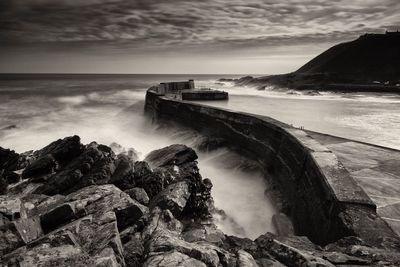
xmin=0 ymin=0 xmax=399 ymax=74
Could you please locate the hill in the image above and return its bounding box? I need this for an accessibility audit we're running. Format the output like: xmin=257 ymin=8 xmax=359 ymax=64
xmin=231 ymin=32 xmax=400 ymax=93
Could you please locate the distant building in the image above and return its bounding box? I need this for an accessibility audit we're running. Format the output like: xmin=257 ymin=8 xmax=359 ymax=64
xmin=158 ymin=80 xmax=195 ymax=94
xmin=386 ymin=30 xmax=400 ymax=36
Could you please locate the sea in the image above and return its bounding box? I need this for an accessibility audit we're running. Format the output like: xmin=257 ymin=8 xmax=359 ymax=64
xmin=1 ymin=74 xmax=400 ymax=239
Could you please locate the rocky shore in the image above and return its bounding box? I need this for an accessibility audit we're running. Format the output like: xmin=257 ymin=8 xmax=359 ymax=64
xmin=1 ymin=136 xmax=400 ymax=266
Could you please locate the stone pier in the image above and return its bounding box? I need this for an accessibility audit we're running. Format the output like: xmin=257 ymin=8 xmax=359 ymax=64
xmin=145 ymin=88 xmax=400 ymax=247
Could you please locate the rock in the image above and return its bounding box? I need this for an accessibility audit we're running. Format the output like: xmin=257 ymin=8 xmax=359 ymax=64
xmin=223 ymin=235 xmax=258 ymax=256
xmin=182 ymin=222 xmax=225 ymax=245
xmin=111 ymin=154 xmax=135 ymax=190
xmin=0 ymin=147 xmax=20 ymax=172
xmin=123 ymin=236 xmax=144 ymax=267
xmin=40 ymin=203 xmax=80 ymax=233
xmin=144 ymin=251 xmax=207 ymax=267
xmin=132 ymin=161 xmax=166 ymax=198
xmin=62 ymin=184 xmax=148 ymax=231
xmin=0 ymin=171 xmax=7 ymax=195
xmin=255 ymin=234 xmax=335 ymax=267
xmin=110 ymin=142 xmax=139 ymax=161
xmin=144 ymin=144 xmax=198 ymax=168
xmin=125 ymin=187 xmax=149 ymax=205
xmin=32 ymin=135 xmax=84 ymax=163
xmin=272 ymin=213 xmax=294 ymax=237
xmin=0 ymin=222 xmax=25 ymax=256
xmin=322 ymin=251 xmax=371 ymax=265
xmin=146 ymin=228 xmax=227 ymax=267
xmin=0 ymin=195 xmax=24 ymax=220
xmin=237 ymin=250 xmax=259 ymax=267
xmin=2 ymin=230 xmax=95 ymax=266
xmin=141 ymin=208 xmax=184 ymax=240
xmin=34 ymin=142 xmax=116 ymax=195
xmin=22 ymin=154 xmax=57 ymax=179
xmin=150 ymin=181 xmax=191 ymax=217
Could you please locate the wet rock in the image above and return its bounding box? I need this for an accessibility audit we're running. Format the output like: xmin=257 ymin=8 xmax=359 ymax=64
xmin=150 ymin=181 xmax=191 ymax=217
xmin=22 ymin=154 xmax=57 ymax=180
xmin=0 ymin=171 xmax=7 ymax=195
xmin=34 ymin=142 xmax=116 ymax=195
xmin=143 ymin=251 xmax=207 ymax=267
xmin=123 ymin=236 xmax=144 ymax=267
xmin=144 ymin=144 xmax=198 ymax=168
xmin=0 ymin=147 xmax=20 ymax=172
xmin=2 ymin=230 xmax=95 ymax=266
xmin=111 ymin=154 xmax=135 ymax=190
xmin=0 ymin=222 xmax=25 ymax=256
xmin=125 ymin=187 xmax=149 ymax=205
xmin=182 ymin=221 xmax=225 ymax=245
xmin=255 ymin=234 xmax=335 ymax=267
xmin=0 ymin=195 xmax=24 ymax=220
xmin=62 ymin=184 xmax=148 ymax=231
xmin=146 ymin=228 xmax=228 ymax=267
xmin=322 ymin=251 xmax=371 ymax=265
xmin=132 ymin=161 xmax=166 ymax=198
xmin=237 ymin=249 xmax=259 ymax=267
xmin=32 ymin=135 xmax=84 ymax=163
xmin=110 ymin=142 xmax=139 ymax=161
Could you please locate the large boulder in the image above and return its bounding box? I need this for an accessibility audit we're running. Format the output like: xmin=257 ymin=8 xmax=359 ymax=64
xmin=150 ymin=181 xmax=191 ymax=217
xmin=33 ymin=142 xmax=116 ymax=195
xmin=124 ymin=187 xmax=149 ymax=205
xmin=144 ymin=144 xmax=198 ymax=168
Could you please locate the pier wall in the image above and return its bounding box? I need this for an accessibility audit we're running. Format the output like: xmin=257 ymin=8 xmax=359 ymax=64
xmin=145 ymin=89 xmax=396 ymax=245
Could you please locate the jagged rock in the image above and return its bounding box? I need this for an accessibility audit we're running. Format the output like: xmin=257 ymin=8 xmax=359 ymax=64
xmin=322 ymin=251 xmax=370 ymax=265
xmin=111 ymin=154 xmax=135 ymax=190
xmin=256 ymin=258 xmax=286 ymax=267
xmin=110 ymin=142 xmax=139 ymax=161
xmin=143 ymin=251 xmax=207 ymax=267
xmin=32 ymin=135 xmax=84 ymax=163
xmin=144 ymin=144 xmax=198 ymax=168
xmin=0 ymin=171 xmax=7 ymax=195
xmin=133 ymin=161 xmax=166 ymax=198
xmin=0 ymin=147 xmax=20 ymax=172
xmin=146 ymin=228 xmax=229 ymax=267
xmin=33 ymin=142 xmax=116 ymax=195
xmin=0 ymin=147 xmax=24 ymax=187
xmin=0 ymin=222 xmax=25 ymax=256
xmin=2 ymin=230 xmax=95 ymax=266
xmin=223 ymin=235 xmax=259 ymax=256
xmin=141 ymin=207 xmax=184 ymax=240
xmin=237 ymin=250 xmax=259 ymax=267
xmin=0 ymin=195 xmax=24 ymax=220
xmin=182 ymin=221 xmax=225 ymax=245
xmin=22 ymin=154 xmax=57 ymax=180
xmin=150 ymin=181 xmax=191 ymax=217
xmin=123 ymin=236 xmax=144 ymax=267
xmin=255 ymin=234 xmax=335 ymax=267
xmin=125 ymin=187 xmax=150 ymax=205
xmin=59 ymin=184 xmax=148 ymax=231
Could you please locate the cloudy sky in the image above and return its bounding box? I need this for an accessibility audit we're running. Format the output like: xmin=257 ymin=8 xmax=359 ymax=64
xmin=0 ymin=0 xmax=399 ymax=74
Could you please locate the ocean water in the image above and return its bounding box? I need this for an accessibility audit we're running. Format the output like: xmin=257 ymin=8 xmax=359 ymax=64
xmin=1 ymin=74 xmax=399 ymax=239
xmin=0 ymin=74 xmax=276 ymax=239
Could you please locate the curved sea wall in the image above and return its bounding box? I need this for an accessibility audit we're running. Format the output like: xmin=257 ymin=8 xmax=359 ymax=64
xmin=145 ymin=89 xmax=396 ymax=246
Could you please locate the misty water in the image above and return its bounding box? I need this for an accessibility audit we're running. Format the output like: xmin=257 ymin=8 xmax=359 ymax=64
xmin=1 ymin=74 xmax=400 ymax=240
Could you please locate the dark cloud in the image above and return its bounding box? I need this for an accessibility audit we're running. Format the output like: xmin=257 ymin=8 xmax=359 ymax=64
xmin=1 ymin=0 xmax=399 ymax=49
xmin=0 ymin=0 xmax=399 ymax=73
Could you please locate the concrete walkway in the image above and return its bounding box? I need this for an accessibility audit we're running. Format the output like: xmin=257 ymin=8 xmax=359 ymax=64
xmin=308 ymin=131 xmax=400 ymax=236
